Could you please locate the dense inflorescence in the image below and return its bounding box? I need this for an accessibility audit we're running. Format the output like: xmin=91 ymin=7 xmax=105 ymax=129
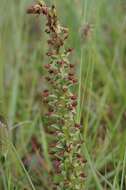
xmin=27 ymin=1 xmax=86 ymax=189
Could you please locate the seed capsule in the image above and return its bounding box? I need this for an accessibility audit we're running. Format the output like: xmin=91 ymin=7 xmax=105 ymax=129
xmin=43 ymin=89 xmax=49 ymax=97
xmin=70 ymin=95 xmax=77 ymax=100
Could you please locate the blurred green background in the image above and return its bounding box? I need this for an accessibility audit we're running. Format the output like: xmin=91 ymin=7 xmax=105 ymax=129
xmin=0 ymin=0 xmax=126 ymax=189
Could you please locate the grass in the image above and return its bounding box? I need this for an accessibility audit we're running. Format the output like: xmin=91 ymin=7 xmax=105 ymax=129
xmin=0 ymin=0 xmax=126 ymax=189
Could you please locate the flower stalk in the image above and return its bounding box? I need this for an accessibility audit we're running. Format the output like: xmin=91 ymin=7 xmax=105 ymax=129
xmin=27 ymin=1 xmax=86 ymax=189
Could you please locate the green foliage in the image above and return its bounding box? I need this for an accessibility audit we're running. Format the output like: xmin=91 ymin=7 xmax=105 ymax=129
xmin=0 ymin=0 xmax=126 ymax=189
